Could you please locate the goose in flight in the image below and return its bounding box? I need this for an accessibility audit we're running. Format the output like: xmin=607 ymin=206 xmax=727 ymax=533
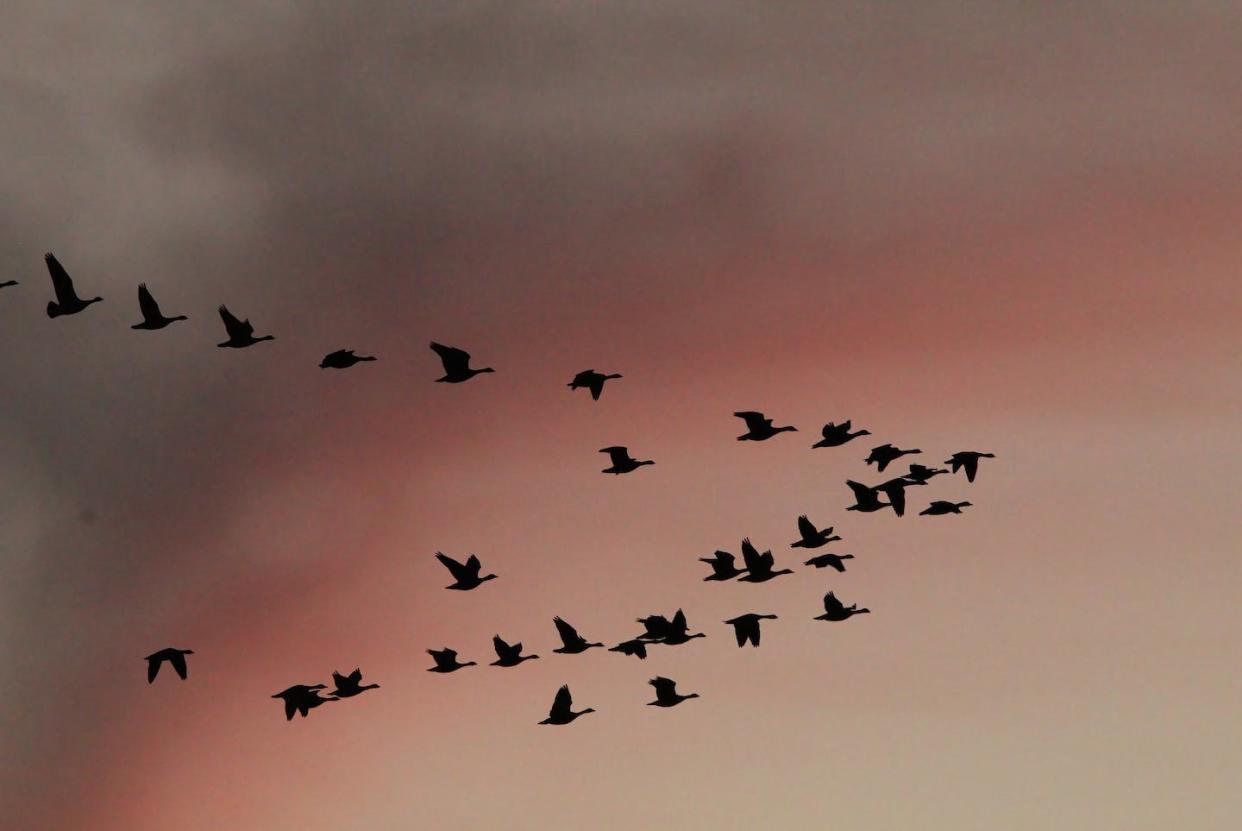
xmin=552 ymin=617 xmax=604 ymax=654
xmin=920 ymin=500 xmax=972 ymax=516
xmin=0 ymin=279 xmax=17 ymax=289
xmin=904 ymin=463 xmax=948 ymax=484
xmin=790 ymin=515 xmax=841 ymax=549
xmin=608 ymin=639 xmax=649 ymax=660
xmin=145 ymin=647 xmax=193 ymax=683
xmin=724 ymin=613 xmax=778 ymax=647
xmin=44 ymin=253 xmax=102 ymax=318
xmin=647 ymin=676 xmax=699 ymax=708
xmin=490 ymin=635 xmax=539 ymax=667
xmin=945 ymin=451 xmax=995 ymax=483
xmin=812 ymin=420 xmax=870 ymax=448
xmin=865 ymin=443 xmax=921 ymax=471
xmin=329 ymin=668 xmax=380 ymax=698
xmin=435 ymin=551 xmax=497 ymax=590
xmin=737 ymin=538 xmax=793 ymax=583
xmin=845 ymin=480 xmax=890 ymax=513
xmin=660 ymin=609 xmax=706 ymax=646
xmin=600 ymin=446 xmax=654 ymax=475
xmin=803 ymin=551 xmax=854 ymax=572
xmin=272 ymin=684 xmax=337 ymax=720
xmin=873 ymin=477 xmax=926 ymax=518
xmin=430 ymin=341 xmax=493 ymax=383
xmin=814 ymin=591 xmax=871 ymax=622
xmin=320 ymin=349 xmax=376 ymax=369
xmin=568 ymin=369 xmax=622 ymax=400
xmin=427 ymin=648 xmax=477 ymax=673
xmin=131 ymin=284 xmax=186 ymax=330
xmin=734 ymin=411 xmax=797 ymax=441
xmin=539 ymin=685 xmax=596 ymax=725
xmin=217 ymin=305 xmax=273 ymax=348
xmin=700 ymin=549 xmax=745 ymax=581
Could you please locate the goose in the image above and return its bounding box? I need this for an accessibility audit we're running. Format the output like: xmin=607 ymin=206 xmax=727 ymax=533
xmin=568 ymin=369 xmax=621 ymax=400
xmin=904 ymin=463 xmax=948 ymax=484
xmin=552 ymin=617 xmax=604 ymax=654
xmin=600 ymin=446 xmax=654 ymax=475
xmin=845 ymin=480 xmax=890 ymax=513
xmin=426 ymin=648 xmax=476 ymax=673
xmin=660 ymin=609 xmax=706 ymax=646
xmin=737 ymin=537 xmax=793 ymax=583
xmin=647 ymin=676 xmax=699 ymax=707
xmin=608 ymin=639 xmax=649 ymax=660
xmin=803 ymin=552 xmax=854 ymax=572
xmin=144 ymin=647 xmax=193 ymax=683
xmin=873 ymin=477 xmax=926 ymax=518
xmin=814 ymin=591 xmax=871 ymax=622
xmin=812 ymin=420 xmax=870 ymax=448
xmin=724 ymin=613 xmax=778 ymax=647
xmin=636 ymin=614 xmax=676 ymax=642
xmin=44 ymin=253 xmax=102 ymax=317
xmin=329 ymin=668 xmax=379 ymax=698
xmin=490 ymin=635 xmax=539 ymax=667
xmin=216 ymin=305 xmax=273 ymax=348
xmin=0 ymin=280 xmax=17 ymax=289
xmin=430 ymin=341 xmax=493 ymax=383
xmin=945 ymin=451 xmax=995 ymax=483
xmin=435 ymin=551 xmax=497 ymax=591
xmin=320 ymin=349 xmax=376 ymax=369
xmin=130 ymin=284 xmax=186 ymax=330
xmin=790 ymin=515 xmax=841 ymax=548
xmin=539 ymin=685 xmax=595 ymax=725
xmin=699 ymin=549 xmax=745 ymax=581
xmin=734 ymin=411 xmax=797 ymax=441
xmin=864 ymin=443 xmax=921 ymax=472
xmin=920 ymin=500 xmax=972 ymax=516
xmin=272 ymin=684 xmax=337 ymax=720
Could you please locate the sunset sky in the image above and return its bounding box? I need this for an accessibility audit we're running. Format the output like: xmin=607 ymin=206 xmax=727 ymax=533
xmin=2 ymin=3 xmax=1239 ymax=829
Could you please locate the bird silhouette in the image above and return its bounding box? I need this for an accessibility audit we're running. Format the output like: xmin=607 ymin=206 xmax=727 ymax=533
xmin=272 ymin=684 xmax=337 ymax=720
xmin=430 ymin=342 xmax=493 ymax=382
xmin=864 ymin=443 xmax=921 ymax=471
xmin=724 ymin=613 xmax=778 ymax=647
xmin=647 ymin=676 xmax=699 ymax=707
xmin=920 ymin=500 xmax=972 ymax=515
xmin=608 ymin=639 xmax=649 ymax=660
xmin=660 ymin=609 xmax=706 ymax=645
xmin=568 ymin=369 xmax=622 ymax=400
xmin=329 ymin=668 xmax=379 ymax=698
xmin=44 ymin=253 xmax=101 ymax=318
xmin=845 ymin=480 xmax=890 ymax=513
xmin=873 ymin=477 xmax=926 ymax=517
xmin=812 ymin=420 xmax=870 ymax=448
xmin=737 ymin=538 xmax=794 ymax=582
xmin=131 ymin=284 xmax=186 ymax=330
xmin=699 ymin=549 xmax=746 ymax=581
xmin=790 ymin=515 xmax=841 ymax=548
xmin=734 ymin=411 xmax=797 ymax=441
xmin=803 ymin=552 xmax=854 ymax=572
xmin=600 ymin=446 xmax=654 ymax=474
xmin=216 ymin=305 xmax=273 ymax=348
xmin=552 ymin=617 xmax=604 ymax=654
xmin=320 ymin=349 xmax=376 ymax=369
xmin=427 ymin=648 xmax=477 ymax=673
xmin=435 ymin=551 xmax=497 ymax=590
xmin=145 ymin=647 xmax=193 ymax=683
xmin=814 ymin=591 xmax=871 ymax=622
xmin=490 ymin=635 xmax=539 ymax=667
xmin=539 ymin=685 xmax=596 ymax=725
xmin=0 ymin=279 xmax=17 ymax=289
xmin=945 ymin=451 xmax=995 ymax=483
xmin=904 ymin=463 xmax=948 ymax=484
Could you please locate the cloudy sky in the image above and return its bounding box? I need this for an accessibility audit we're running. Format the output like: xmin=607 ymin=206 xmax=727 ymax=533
xmin=2 ymin=3 xmax=1239 ymax=829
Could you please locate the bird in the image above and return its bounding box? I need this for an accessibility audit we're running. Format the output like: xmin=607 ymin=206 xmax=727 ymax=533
xmin=803 ymin=552 xmax=854 ymax=572
xmin=647 ymin=676 xmax=699 ymax=707
xmin=44 ymin=253 xmax=102 ymax=317
xmin=319 ymin=349 xmax=376 ymax=369
xmin=552 ymin=617 xmax=604 ymax=654
xmin=539 ymin=685 xmax=596 ymax=725
xmin=430 ymin=341 xmax=493 ymax=382
xmin=845 ymin=480 xmax=890 ymax=513
xmin=0 ymin=279 xmax=17 ymax=289
xmin=568 ymin=369 xmax=621 ymax=400
xmin=329 ymin=668 xmax=379 ymax=698
xmin=864 ymin=443 xmax=921 ymax=471
xmin=814 ymin=591 xmax=871 ymax=622
xmin=435 ymin=551 xmax=497 ymax=590
xmin=872 ymin=477 xmax=926 ymax=518
xmin=131 ymin=284 xmax=186 ymax=330
xmin=145 ymin=647 xmax=193 ymax=683
xmin=724 ymin=613 xmax=778 ymax=647
xmin=945 ymin=451 xmax=995 ymax=483
xmin=659 ymin=609 xmax=706 ymax=646
xmin=608 ymin=639 xmax=649 ymax=660
xmin=790 ymin=515 xmax=841 ymax=548
xmin=699 ymin=549 xmax=746 ymax=581
xmin=272 ymin=684 xmax=337 ymax=720
xmin=904 ymin=463 xmax=948 ymax=484
xmin=734 ymin=411 xmax=797 ymax=441
xmin=427 ymin=648 xmax=477 ymax=673
xmin=920 ymin=500 xmax=972 ymax=516
xmin=636 ymin=614 xmax=676 ymax=641
xmin=737 ymin=538 xmax=794 ymax=583
xmin=812 ymin=420 xmax=871 ymax=448
xmin=216 ymin=305 xmax=273 ymax=348
xmin=600 ymin=446 xmax=654 ymax=474
xmin=490 ymin=635 xmax=539 ymax=667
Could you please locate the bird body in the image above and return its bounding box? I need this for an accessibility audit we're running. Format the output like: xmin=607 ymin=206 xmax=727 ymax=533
xmin=803 ymin=552 xmax=854 ymax=572
xmin=320 ymin=349 xmax=376 ymax=369
xmin=568 ymin=369 xmax=622 ymax=400
xmin=552 ymin=617 xmax=604 ymax=654
xmin=490 ymin=635 xmax=539 ymax=667
xmin=131 ymin=283 xmax=186 ymax=330
xmin=700 ymin=549 xmax=745 ymax=581
xmin=145 ymin=647 xmax=193 ymax=683
xmin=920 ymin=500 xmax=972 ymax=515
xmin=540 ymin=684 xmax=595 ymax=725
xmin=814 ymin=591 xmax=871 ymax=622
xmin=945 ymin=451 xmax=995 ymax=483
xmin=812 ymin=420 xmax=870 ymax=448
xmin=647 ymin=676 xmax=699 ymax=707
xmin=435 ymin=551 xmax=497 ymax=590
xmin=734 ymin=411 xmax=797 ymax=441
xmin=44 ymin=253 xmax=102 ymax=317
xmin=427 ymin=648 xmax=476 ymax=673
xmin=846 ymin=480 xmax=890 ymax=513
xmin=737 ymin=537 xmax=793 ymax=582
xmin=724 ymin=613 xmax=778 ymax=647
xmin=791 ymin=515 xmax=841 ymax=548
xmin=600 ymin=446 xmax=653 ymax=474
xmin=430 ymin=341 xmax=493 ymax=382
xmin=329 ymin=668 xmax=379 ymax=697
xmin=217 ymin=305 xmax=273 ymax=348
xmin=864 ymin=443 xmax=921 ymax=472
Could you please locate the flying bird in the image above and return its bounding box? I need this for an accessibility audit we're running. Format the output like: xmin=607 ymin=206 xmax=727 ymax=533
xmin=873 ymin=477 xmax=926 ymax=517
xmin=814 ymin=591 xmax=871 ymax=622
xmin=647 ymin=676 xmax=699 ymax=707
xmin=864 ymin=443 xmax=921 ymax=472
xmin=329 ymin=668 xmax=380 ymax=698
xmin=699 ymin=549 xmax=745 ymax=581
xmin=608 ymin=639 xmax=649 ymax=660
xmin=131 ymin=284 xmax=186 ymax=330
xmin=44 ymin=253 xmax=102 ymax=318
xmin=272 ymin=684 xmax=337 ymax=720
xmin=430 ymin=341 xmax=493 ymax=382
xmin=904 ymin=463 xmax=948 ymax=484
xmin=490 ymin=635 xmax=539 ymax=667
xmin=552 ymin=617 xmax=604 ymax=655
xmin=568 ymin=369 xmax=622 ymax=400
xmin=427 ymin=648 xmax=477 ymax=673
xmin=216 ymin=305 xmax=274 ymax=348
xmin=320 ymin=349 xmax=376 ymax=369
xmin=790 ymin=515 xmax=841 ymax=548
xmin=145 ymin=647 xmax=193 ymax=683
xmin=435 ymin=551 xmax=497 ymax=590
xmin=845 ymin=480 xmax=890 ymax=513
xmin=659 ymin=609 xmax=706 ymax=646
xmin=636 ymin=614 xmax=677 ymax=641
xmin=724 ymin=613 xmax=778 ymax=647
xmin=803 ymin=551 xmax=854 ymax=572
xmin=920 ymin=500 xmax=972 ymax=516
xmin=737 ymin=538 xmax=794 ymax=583
xmin=812 ymin=420 xmax=871 ymax=448
xmin=600 ymin=446 xmax=654 ymax=474
xmin=734 ymin=411 xmax=797 ymax=441
xmin=945 ymin=451 xmax=995 ymax=483
xmin=539 ymin=685 xmax=596 ymax=725
xmin=0 ymin=279 xmax=17 ymax=289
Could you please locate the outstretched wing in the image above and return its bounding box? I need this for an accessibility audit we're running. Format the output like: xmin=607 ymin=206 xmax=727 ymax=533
xmin=962 ymin=456 xmax=979 ymax=482
xmin=733 ymin=411 xmax=769 ymax=432
xmin=588 ymin=377 xmax=606 ymax=400
xmin=671 ymin=609 xmax=688 ymax=634
xmin=823 ymin=592 xmax=846 ymax=614
xmin=435 ymin=551 xmax=471 ymax=582
xmin=649 ymin=676 xmax=676 ymax=700
xmin=331 ymin=670 xmax=349 ymax=688
xmin=549 ymin=685 xmax=573 ymax=719
xmin=146 ymin=657 xmax=160 ymax=683
xmin=169 ymin=652 xmax=188 ymax=680
xmin=797 ymin=515 xmax=817 ymax=538
xmin=600 ymin=446 xmax=630 ymax=466
xmin=846 ymin=480 xmax=875 ymax=503
xmin=553 ymin=616 xmax=583 ymax=647
xmin=137 ymin=283 xmax=161 ymax=320
xmin=44 ymin=253 xmax=79 ymax=304
xmin=492 ymin=635 xmax=514 ymax=658
xmin=430 ymin=341 xmax=470 ymax=373
xmin=740 ymin=538 xmax=763 ymax=571
xmin=218 ymin=305 xmax=253 ymax=339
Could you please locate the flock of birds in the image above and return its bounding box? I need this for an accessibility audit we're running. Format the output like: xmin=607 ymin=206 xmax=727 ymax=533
xmin=22 ymin=252 xmax=995 ymax=726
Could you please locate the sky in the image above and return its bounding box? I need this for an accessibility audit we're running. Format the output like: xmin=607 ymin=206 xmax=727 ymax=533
xmin=2 ymin=2 xmax=1239 ymax=829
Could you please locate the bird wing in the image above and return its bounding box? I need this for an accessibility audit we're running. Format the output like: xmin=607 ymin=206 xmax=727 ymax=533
xmin=797 ymin=515 xmax=817 ymax=538
xmin=284 ymin=698 xmax=298 ymax=720
xmin=137 ymin=283 xmax=161 ymax=320
xmin=588 ymin=378 xmax=605 ymax=400
xmin=740 ymin=538 xmax=763 ymax=571
xmin=846 ymin=480 xmax=875 ymax=503
xmin=601 ymin=446 xmax=630 ymax=466
xmin=649 ymin=676 xmax=676 ymax=698
xmin=962 ymin=456 xmax=979 ymax=482
xmin=734 ymin=411 xmax=769 ymax=432
xmin=169 ymin=651 xmax=188 ymax=680
xmin=463 ymin=554 xmax=484 ymax=576
xmin=146 ymin=657 xmax=160 ymax=683
xmin=889 ymin=485 xmax=906 ymax=516
xmin=840 ymin=419 xmax=852 ymax=430
xmin=823 ymin=592 xmax=846 ymax=614
xmin=640 ymin=615 xmax=670 ymax=638
xmin=44 ymin=253 xmax=79 ymax=304
xmin=671 ymin=609 xmax=689 ymax=633
xmin=550 ymin=685 xmax=573 ymax=719
xmin=435 ymin=552 xmax=470 ymax=582
xmin=732 ymin=620 xmax=749 ymax=647
xmin=553 ymin=616 xmax=582 ymax=647
xmin=430 ymin=341 xmax=470 ymax=373
xmin=331 ymin=670 xmax=349 ymax=688
xmin=218 ymin=305 xmax=252 ymax=339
